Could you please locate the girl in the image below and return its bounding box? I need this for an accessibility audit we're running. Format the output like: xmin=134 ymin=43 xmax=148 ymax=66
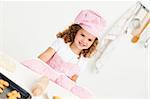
xmin=38 ymin=9 xmax=105 ymax=82
xmin=22 ymin=9 xmax=105 ymax=99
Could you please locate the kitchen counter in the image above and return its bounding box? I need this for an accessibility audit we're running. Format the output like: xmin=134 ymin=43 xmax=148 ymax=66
xmin=0 ymin=53 xmax=79 ymax=99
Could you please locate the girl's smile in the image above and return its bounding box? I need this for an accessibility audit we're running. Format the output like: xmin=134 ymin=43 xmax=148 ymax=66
xmin=78 ymin=40 xmax=87 ymax=47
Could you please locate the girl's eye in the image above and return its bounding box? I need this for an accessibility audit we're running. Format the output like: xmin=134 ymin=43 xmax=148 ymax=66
xmin=81 ymin=34 xmax=85 ymax=37
xmin=88 ymin=39 xmax=92 ymax=42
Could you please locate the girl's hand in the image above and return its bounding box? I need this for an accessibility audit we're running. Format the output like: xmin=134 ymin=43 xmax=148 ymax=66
xmin=70 ymin=74 xmax=78 ymax=82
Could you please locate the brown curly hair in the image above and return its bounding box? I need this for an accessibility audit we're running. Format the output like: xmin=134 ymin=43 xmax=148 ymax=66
xmin=57 ymin=24 xmax=99 ymax=58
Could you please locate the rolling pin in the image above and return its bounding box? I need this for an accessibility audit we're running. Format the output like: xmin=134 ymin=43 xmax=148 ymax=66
xmin=31 ymin=76 xmax=49 ymax=96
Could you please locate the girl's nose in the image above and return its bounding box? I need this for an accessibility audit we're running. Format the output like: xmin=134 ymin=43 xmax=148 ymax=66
xmin=81 ymin=39 xmax=87 ymax=45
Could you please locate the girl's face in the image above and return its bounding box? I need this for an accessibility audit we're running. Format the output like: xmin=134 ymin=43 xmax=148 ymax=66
xmin=73 ymin=29 xmax=96 ymax=50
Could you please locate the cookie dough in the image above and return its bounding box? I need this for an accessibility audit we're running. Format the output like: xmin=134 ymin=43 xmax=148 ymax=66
xmin=0 ymin=53 xmax=16 ymax=72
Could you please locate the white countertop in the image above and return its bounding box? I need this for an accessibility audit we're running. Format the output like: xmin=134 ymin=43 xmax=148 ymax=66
xmin=0 ymin=53 xmax=79 ymax=99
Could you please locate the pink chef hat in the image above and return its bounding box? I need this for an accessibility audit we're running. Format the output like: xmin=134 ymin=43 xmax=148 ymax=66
xmin=74 ymin=9 xmax=106 ymax=39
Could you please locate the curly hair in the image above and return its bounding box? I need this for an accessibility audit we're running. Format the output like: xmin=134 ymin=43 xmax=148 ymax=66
xmin=57 ymin=24 xmax=99 ymax=58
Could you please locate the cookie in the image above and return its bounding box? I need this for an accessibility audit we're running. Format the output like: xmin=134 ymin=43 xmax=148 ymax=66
xmin=0 ymin=88 xmax=3 ymax=94
xmin=7 ymin=90 xmax=21 ymax=99
xmin=53 ymin=96 xmax=61 ymax=99
xmin=0 ymin=83 xmax=5 ymax=89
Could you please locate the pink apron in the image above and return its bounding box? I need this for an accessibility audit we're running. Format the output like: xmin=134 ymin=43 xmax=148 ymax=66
xmin=22 ymin=52 xmax=93 ymax=99
xmin=46 ymin=53 xmax=80 ymax=78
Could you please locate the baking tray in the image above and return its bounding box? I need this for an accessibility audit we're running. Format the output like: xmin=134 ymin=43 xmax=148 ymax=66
xmin=0 ymin=72 xmax=32 ymax=99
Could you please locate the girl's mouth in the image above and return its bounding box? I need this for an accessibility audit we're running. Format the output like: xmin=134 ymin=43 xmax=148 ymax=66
xmin=79 ymin=41 xmax=86 ymax=47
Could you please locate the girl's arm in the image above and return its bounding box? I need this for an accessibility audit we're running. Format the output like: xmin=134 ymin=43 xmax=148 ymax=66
xmin=38 ymin=47 xmax=56 ymax=63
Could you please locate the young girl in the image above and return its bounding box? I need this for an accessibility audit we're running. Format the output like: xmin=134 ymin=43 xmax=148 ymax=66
xmin=22 ymin=9 xmax=105 ymax=99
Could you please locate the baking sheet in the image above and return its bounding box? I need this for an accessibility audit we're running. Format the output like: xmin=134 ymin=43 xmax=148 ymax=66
xmin=0 ymin=73 xmax=31 ymax=99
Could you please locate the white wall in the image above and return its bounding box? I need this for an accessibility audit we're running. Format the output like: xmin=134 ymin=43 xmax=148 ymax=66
xmin=1 ymin=1 xmax=149 ymax=98
xmin=0 ymin=1 xmax=3 ymax=51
